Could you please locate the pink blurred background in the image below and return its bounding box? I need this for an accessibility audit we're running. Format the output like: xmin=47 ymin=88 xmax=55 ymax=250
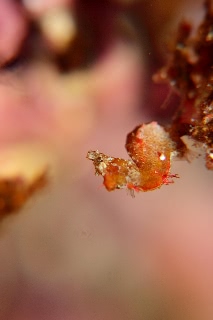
xmin=0 ymin=0 xmax=212 ymax=319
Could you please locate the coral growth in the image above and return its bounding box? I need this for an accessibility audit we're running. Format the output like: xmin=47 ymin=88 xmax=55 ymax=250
xmin=88 ymin=0 xmax=213 ymax=193
xmin=154 ymin=0 xmax=213 ymax=169
xmin=0 ymin=173 xmax=47 ymax=219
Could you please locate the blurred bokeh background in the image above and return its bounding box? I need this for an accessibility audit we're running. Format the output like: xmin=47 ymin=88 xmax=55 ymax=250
xmin=0 ymin=0 xmax=212 ymax=319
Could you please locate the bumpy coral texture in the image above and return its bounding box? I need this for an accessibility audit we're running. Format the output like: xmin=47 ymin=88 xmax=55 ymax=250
xmin=154 ymin=0 xmax=213 ymax=169
xmin=88 ymin=0 xmax=213 ymax=193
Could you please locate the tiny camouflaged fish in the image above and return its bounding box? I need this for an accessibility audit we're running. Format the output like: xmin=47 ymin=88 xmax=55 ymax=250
xmin=87 ymin=122 xmax=179 ymax=196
